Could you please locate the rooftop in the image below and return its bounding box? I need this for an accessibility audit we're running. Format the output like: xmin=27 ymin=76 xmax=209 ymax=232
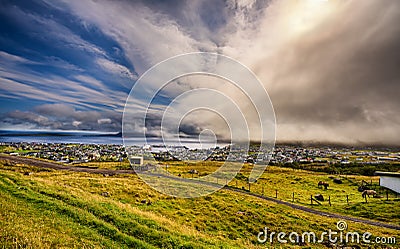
xmin=375 ymin=171 xmax=400 ymax=178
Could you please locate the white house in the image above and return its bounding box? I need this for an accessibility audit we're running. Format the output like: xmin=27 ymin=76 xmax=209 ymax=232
xmin=375 ymin=171 xmax=400 ymax=194
xmin=129 ymin=156 xmax=143 ymax=166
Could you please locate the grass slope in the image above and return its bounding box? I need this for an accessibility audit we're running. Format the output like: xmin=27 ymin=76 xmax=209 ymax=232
xmin=0 ymin=161 xmax=399 ymax=248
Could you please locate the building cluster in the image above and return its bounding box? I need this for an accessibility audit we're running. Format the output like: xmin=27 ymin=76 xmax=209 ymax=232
xmin=1 ymin=142 xmax=127 ymax=163
xmin=2 ymin=142 xmax=400 ymax=165
xmin=263 ymin=145 xmax=400 ymax=165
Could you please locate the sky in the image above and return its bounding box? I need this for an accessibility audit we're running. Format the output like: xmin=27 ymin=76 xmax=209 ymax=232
xmin=1 ymin=0 xmax=400 ymax=145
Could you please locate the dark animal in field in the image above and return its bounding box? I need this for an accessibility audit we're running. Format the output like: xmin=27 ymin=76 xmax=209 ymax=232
xmin=333 ymin=178 xmax=343 ymax=184
xmin=318 ymin=181 xmax=329 ymax=190
xmin=358 ymin=185 xmax=370 ymax=192
xmin=362 ymin=190 xmax=377 ymax=198
xmin=314 ymin=194 xmax=324 ymax=201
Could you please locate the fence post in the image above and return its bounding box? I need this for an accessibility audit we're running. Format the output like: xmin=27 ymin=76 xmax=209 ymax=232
xmin=329 ymin=196 xmax=331 ymax=206
xmin=262 ymin=185 xmax=264 ymax=196
xmin=346 ymin=195 xmax=349 ymax=204
xmin=386 ymin=189 xmax=389 ymax=201
xmin=275 ymin=190 xmax=278 ymax=198
xmin=311 ymin=195 xmax=313 ymax=205
xmin=292 ymin=192 xmax=295 ymax=202
xmin=248 ymin=182 xmax=251 ymax=192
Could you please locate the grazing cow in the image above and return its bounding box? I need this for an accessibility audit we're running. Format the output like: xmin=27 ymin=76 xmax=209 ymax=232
xmin=318 ymin=181 xmax=329 ymax=190
xmin=333 ymin=178 xmax=343 ymax=184
xmin=358 ymin=185 xmax=370 ymax=192
xmin=362 ymin=190 xmax=377 ymax=198
xmin=188 ymin=169 xmax=198 ymax=174
xmin=314 ymin=194 xmax=324 ymax=201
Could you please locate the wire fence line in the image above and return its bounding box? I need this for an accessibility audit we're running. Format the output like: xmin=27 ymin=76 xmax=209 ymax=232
xmin=175 ymin=174 xmax=400 ymax=206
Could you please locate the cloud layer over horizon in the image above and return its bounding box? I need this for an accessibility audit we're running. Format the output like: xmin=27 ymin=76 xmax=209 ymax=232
xmin=1 ymin=0 xmax=400 ymax=145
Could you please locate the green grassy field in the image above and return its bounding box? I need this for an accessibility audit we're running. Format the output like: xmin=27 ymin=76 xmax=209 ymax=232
xmin=0 ymin=160 xmax=399 ymax=248
xmin=163 ymin=161 xmax=400 ymax=225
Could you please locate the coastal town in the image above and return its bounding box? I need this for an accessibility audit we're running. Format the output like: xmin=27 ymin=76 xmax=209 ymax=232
xmin=2 ymin=141 xmax=400 ymax=167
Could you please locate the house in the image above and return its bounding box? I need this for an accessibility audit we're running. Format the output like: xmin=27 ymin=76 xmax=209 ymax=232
xmin=129 ymin=156 xmax=143 ymax=166
xmin=375 ymin=171 xmax=400 ymax=194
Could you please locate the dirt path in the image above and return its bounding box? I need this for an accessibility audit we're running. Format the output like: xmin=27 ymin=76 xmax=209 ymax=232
xmin=1 ymin=154 xmax=400 ymax=231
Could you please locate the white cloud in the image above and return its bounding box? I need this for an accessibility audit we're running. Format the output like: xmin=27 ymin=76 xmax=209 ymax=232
xmin=0 ymin=56 xmax=128 ymax=111
xmin=0 ymin=51 xmax=34 ymax=64
xmin=97 ymin=118 xmax=112 ymax=125
xmin=96 ymin=58 xmax=136 ymax=80
xmin=74 ymin=75 xmax=104 ymax=89
xmin=60 ymin=0 xmax=216 ymax=74
xmin=72 ymin=121 xmax=82 ymax=127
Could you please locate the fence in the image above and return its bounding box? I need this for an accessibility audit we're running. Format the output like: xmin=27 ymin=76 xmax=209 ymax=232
xmin=226 ymin=181 xmax=399 ymax=206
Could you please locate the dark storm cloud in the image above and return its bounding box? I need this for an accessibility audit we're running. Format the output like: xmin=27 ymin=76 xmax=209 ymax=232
xmin=6 ymin=110 xmax=51 ymax=126
xmin=2 ymin=104 xmax=122 ymax=131
xmin=35 ymin=103 xmax=75 ymax=117
xmin=178 ymin=123 xmax=202 ymax=136
xmin=251 ymin=0 xmax=400 ymax=144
